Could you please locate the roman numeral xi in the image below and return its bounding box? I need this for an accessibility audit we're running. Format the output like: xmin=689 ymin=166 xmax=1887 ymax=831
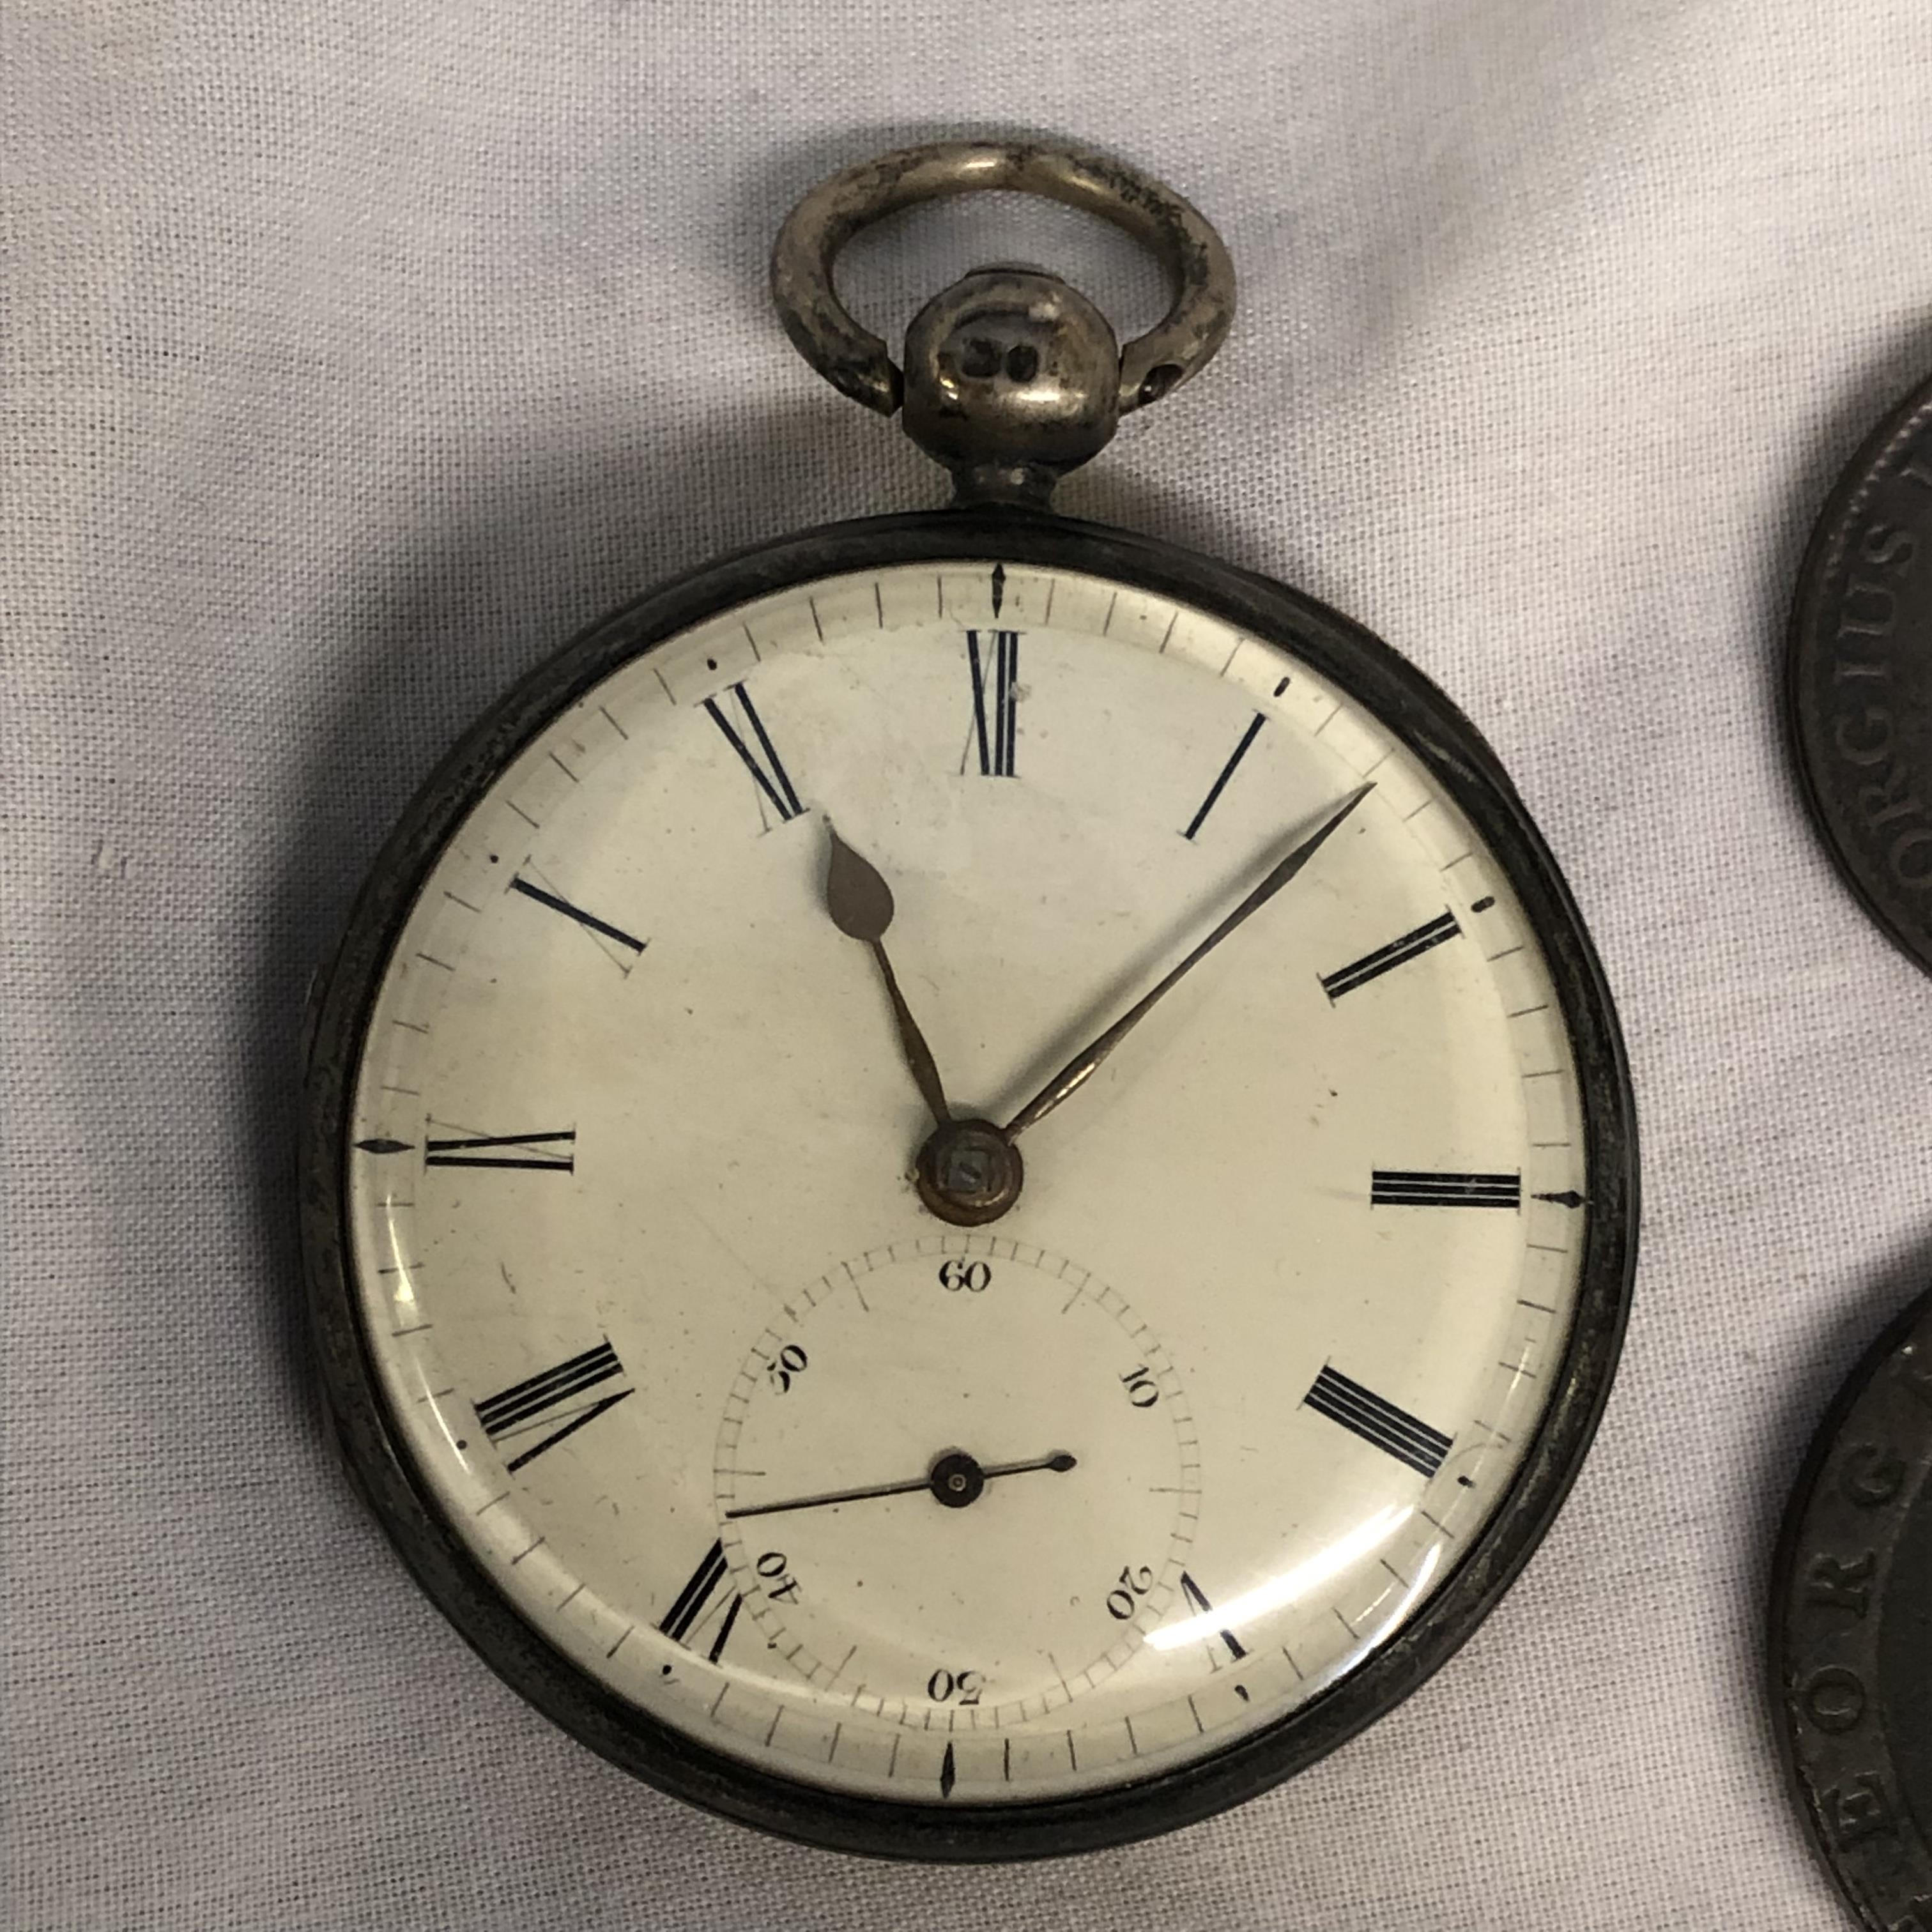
xmin=474 ymin=1338 xmax=633 ymax=1473
xmin=704 ymin=682 xmax=804 ymax=824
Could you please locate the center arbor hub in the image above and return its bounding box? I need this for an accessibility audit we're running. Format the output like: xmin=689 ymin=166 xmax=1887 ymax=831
xmin=916 ymin=1117 xmax=1023 ymax=1226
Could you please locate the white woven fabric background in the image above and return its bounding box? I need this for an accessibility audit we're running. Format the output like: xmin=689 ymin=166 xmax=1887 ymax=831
xmin=9 ymin=1 xmax=1931 ymax=1924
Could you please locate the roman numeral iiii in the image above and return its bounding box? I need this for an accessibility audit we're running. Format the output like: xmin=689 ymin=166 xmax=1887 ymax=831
xmin=1303 ymin=1364 xmax=1453 ymax=1479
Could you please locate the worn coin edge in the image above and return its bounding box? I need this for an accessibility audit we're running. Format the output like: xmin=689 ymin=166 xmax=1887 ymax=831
xmin=1770 ymin=1285 xmax=1932 ymax=1931
xmin=1787 ymin=370 xmax=1932 ymax=978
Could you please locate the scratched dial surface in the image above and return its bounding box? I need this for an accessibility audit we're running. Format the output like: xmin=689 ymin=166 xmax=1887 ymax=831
xmin=345 ymin=560 xmax=1590 ymax=1804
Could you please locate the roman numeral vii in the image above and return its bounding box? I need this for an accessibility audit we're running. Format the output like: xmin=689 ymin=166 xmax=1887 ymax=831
xmin=659 ymin=1538 xmax=744 ymax=1664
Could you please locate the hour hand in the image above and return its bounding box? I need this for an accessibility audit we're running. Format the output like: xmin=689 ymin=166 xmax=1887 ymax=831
xmin=824 ymin=824 xmax=953 ymax=1129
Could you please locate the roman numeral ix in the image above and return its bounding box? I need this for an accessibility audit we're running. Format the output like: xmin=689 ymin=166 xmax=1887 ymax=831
xmin=1304 ymin=1364 xmax=1453 ymax=1479
xmin=1371 ymin=1170 xmax=1522 ymax=1209
xmin=424 ymin=1128 xmax=576 ymax=1172
xmin=659 ymin=1538 xmax=744 ymax=1664
xmin=704 ymin=682 xmax=804 ymax=824
xmin=967 ymin=629 xmax=1019 ymax=777
xmin=1320 ymin=912 xmax=1460 ymax=999
xmin=474 ymin=1339 xmax=632 ymax=1473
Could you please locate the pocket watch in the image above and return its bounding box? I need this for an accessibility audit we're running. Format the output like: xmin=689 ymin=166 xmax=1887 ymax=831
xmin=301 ymin=142 xmax=1637 ymax=1860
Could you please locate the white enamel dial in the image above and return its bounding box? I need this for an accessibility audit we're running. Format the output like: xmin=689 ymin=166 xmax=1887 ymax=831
xmin=345 ymin=558 xmax=1590 ymax=1805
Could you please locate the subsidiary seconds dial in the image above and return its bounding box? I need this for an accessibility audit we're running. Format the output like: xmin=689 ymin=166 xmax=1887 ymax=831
xmin=308 ymin=524 xmax=1634 ymax=1860
xmin=714 ymin=1236 xmax=1199 ymax=1735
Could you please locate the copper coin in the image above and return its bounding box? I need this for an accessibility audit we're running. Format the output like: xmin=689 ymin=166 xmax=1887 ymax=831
xmin=1790 ymin=372 xmax=1932 ymax=974
xmin=1771 ymin=1288 xmax=1932 ymax=1928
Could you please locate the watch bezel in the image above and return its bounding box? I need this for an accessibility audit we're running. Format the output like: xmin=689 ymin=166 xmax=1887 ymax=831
xmin=300 ymin=505 xmax=1638 ymax=1862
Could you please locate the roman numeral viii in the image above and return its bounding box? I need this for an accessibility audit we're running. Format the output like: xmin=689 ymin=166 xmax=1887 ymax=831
xmin=474 ymin=1339 xmax=633 ymax=1473
xmin=1303 ymin=1364 xmax=1452 ymax=1479
xmin=424 ymin=1129 xmax=576 ymax=1172
xmin=703 ymin=683 xmax=804 ymax=824
xmin=967 ymin=630 xmax=1019 ymax=776
xmin=659 ymin=1538 xmax=744 ymax=1664
xmin=1371 ymin=1170 xmax=1521 ymax=1209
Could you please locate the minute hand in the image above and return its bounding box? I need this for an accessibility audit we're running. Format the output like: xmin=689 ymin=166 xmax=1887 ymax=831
xmin=1002 ymin=782 xmax=1375 ymax=1140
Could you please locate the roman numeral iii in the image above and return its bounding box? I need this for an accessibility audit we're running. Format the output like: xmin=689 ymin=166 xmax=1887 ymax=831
xmin=1371 ymin=1170 xmax=1521 ymax=1209
xmin=474 ymin=1339 xmax=633 ymax=1473
xmin=966 ymin=629 xmax=1019 ymax=776
xmin=1303 ymin=1364 xmax=1453 ymax=1478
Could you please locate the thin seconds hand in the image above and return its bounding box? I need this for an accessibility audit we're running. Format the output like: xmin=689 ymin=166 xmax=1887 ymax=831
xmin=724 ymin=1452 xmax=1077 ymax=1521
